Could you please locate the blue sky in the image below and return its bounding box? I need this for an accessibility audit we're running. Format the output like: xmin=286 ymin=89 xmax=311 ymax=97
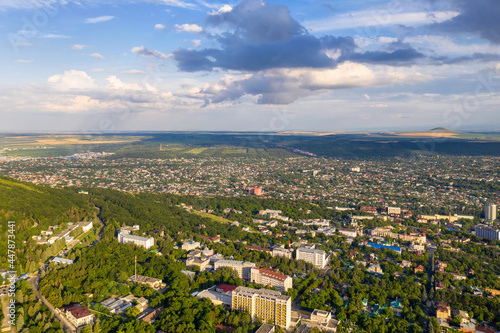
xmin=1 ymin=0 xmax=500 ymax=132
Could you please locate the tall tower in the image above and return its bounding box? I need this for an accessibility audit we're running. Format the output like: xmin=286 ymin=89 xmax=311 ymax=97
xmin=485 ymin=203 xmax=497 ymax=222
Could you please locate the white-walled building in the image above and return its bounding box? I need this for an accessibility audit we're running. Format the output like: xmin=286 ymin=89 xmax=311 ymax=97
xmin=296 ymin=248 xmax=329 ymax=269
xmin=117 ymin=231 xmax=154 ymax=249
xmin=214 ymin=260 xmax=256 ymax=280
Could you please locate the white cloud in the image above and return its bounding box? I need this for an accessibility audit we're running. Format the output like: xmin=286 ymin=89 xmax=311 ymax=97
xmin=47 ymin=70 xmax=96 ymax=91
xmin=174 ymin=23 xmax=203 ymax=33
xmin=191 ymin=39 xmax=201 ymax=47
xmin=15 ymin=59 xmax=32 ymax=63
xmin=41 ymin=34 xmax=70 ymax=39
xmin=131 ymin=46 xmax=169 ymax=60
xmin=304 ymin=10 xmax=459 ymax=32
xmin=85 ymin=15 xmax=114 ymax=24
xmin=120 ymin=69 xmax=148 ymax=75
xmin=208 ymin=4 xmax=232 ymax=15
xmin=72 ymin=44 xmax=88 ymax=50
xmin=155 ymin=24 xmax=168 ymax=30
xmin=160 ymin=0 xmax=197 ymax=9
xmin=194 ymin=62 xmax=432 ymax=105
xmin=90 ymin=52 xmax=105 ymax=59
xmin=92 ymin=68 xmax=104 ymax=72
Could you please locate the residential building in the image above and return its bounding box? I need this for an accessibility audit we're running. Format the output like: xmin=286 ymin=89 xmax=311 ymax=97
xmin=117 ymin=231 xmax=154 ymax=249
xmin=181 ymin=240 xmax=201 ymax=251
xmin=475 ymin=224 xmax=500 ymax=240
xmin=485 ymin=203 xmax=497 ymax=221
xmin=61 ymin=304 xmax=94 ymax=327
xmin=80 ymin=221 xmax=93 ymax=233
xmin=186 ymin=256 xmax=210 ymax=271
xmin=231 ymin=287 xmax=291 ymax=329
xmin=250 ymin=267 xmax=293 ymax=292
xmin=271 ymin=244 xmax=293 ymax=259
xmin=337 ymin=228 xmax=357 ymax=238
xmin=129 ymin=275 xmax=166 ymax=290
xmin=387 ymin=207 xmax=401 ymax=216
xmin=138 ymin=307 xmax=164 ymax=324
xmin=296 ymin=247 xmax=329 ymax=269
xmin=214 ymin=260 xmax=256 ymax=280
xmin=367 ymin=264 xmax=383 ymax=275
xmin=436 ymin=302 xmax=451 ymax=320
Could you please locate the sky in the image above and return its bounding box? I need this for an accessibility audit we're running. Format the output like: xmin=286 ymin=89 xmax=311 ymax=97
xmin=0 ymin=0 xmax=500 ymax=133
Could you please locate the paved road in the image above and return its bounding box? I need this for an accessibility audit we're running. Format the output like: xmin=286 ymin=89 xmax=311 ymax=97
xmin=28 ymin=275 xmax=76 ymax=333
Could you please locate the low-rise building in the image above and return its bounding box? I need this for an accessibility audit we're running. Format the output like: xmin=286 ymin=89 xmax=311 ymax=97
xmin=117 ymin=231 xmax=154 ymax=249
xmin=181 ymin=240 xmax=201 ymax=251
xmin=129 ymin=275 xmax=166 ymax=290
xmin=61 ymin=304 xmax=94 ymax=328
xmin=250 ymin=267 xmax=292 ymax=292
xmin=436 ymin=302 xmax=451 ymax=320
xmin=271 ymin=244 xmax=293 ymax=259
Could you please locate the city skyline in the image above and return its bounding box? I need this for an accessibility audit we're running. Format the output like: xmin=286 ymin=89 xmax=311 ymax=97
xmin=1 ymin=0 xmax=500 ymax=132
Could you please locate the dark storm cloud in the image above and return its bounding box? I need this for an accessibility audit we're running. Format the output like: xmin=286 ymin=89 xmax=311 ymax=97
xmin=205 ymin=0 xmax=306 ymax=43
xmin=432 ymin=52 xmax=500 ymax=64
xmin=345 ymin=41 xmax=425 ymax=66
xmin=174 ymin=35 xmax=357 ymax=72
xmin=429 ymin=0 xmax=500 ymax=44
xmin=173 ymin=0 xmax=418 ymax=72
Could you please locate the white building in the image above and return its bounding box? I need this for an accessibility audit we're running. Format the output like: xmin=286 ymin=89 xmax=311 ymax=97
xmin=296 ymin=248 xmax=329 ymax=269
xmin=338 ymin=228 xmax=357 ymax=238
xmin=214 ymin=260 xmax=256 ymax=280
xmin=250 ymin=267 xmax=293 ymax=292
xmin=117 ymin=231 xmax=154 ymax=249
xmin=80 ymin=221 xmax=93 ymax=233
xmin=181 ymin=240 xmax=201 ymax=251
xmin=485 ymin=203 xmax=497 ymax=221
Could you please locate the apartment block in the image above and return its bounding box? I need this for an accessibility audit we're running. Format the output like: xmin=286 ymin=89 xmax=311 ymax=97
xmin=271 ymin=244 xmax=293 ymax=259
xmin=250 ymin=267 xmax=292 ymax=292
xmin=475 ymin=224 xmax=500 ymax=240
xmin=232 ymin=287 xmax=291 ymax=329
xmin=214 ymin=260 xmax=256 ymax=280
xmin=296 ymin=247 xmax=329 ymax=269
xmin=117 ymin=231 xmax=154 ymax=249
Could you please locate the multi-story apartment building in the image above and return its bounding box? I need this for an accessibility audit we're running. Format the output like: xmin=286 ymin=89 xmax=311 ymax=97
xmin=250 ymin=268 xmax=292 ymax=292
xmin=475 ymin=224 xmax=500 ymax=240
xmin=232 ymin=287 xmax=291 ymax=329
xmin=296 ymin=248 xmax=329 ymax=269
xmin=117 ymin=231 xmax=154 ymax=249
xmin=271 ymin=244 xmax=293 ymax=259
xmin=485 ymin=203 xmax=497 ymax=221
xmin=337 ymin=228 xmax=357 ymax=238
xmin=214 ymin=260 xmax=256 ymax=280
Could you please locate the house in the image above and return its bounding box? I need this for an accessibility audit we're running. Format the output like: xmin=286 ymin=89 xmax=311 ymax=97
xmin=436 ymin=302 xmax=451 ymax=320
xmin=138 ymin=307 xmax=164 ymax=324
xmin=310 ymin=309 xmax=332 ymax=325
xmin=367 ymin=264 xmax=383 ymax=275
xmin=61 ymin=304 xmax=94 ymax=327
xmin=435 ymin=280 xmax=446 ymax=290
xmin=414 ymin=265 xmax=425 ymax=274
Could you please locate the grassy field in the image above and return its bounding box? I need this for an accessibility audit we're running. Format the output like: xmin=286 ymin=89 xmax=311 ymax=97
xmin=191 ymin=211 xmax=233 ymax=224
xmin=0 ymin=177 xmax=42 ymax=192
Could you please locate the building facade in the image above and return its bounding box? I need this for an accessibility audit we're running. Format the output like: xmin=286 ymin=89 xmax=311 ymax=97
xmin=476 ymin=224 xmax=500 ymax=240
xmin=62 ymin=305 xmax=94 ymax=327
xmin=296 ymin=248 xmax=329 ymax=269
xmin=485 ymin=203 xmax=497 ymax=221
xmin=250 ymin=268 xmax=292 ymax=292
xmin=214 ymin=260 xmax=256 ymax=280
xmin=232 ymin=287 xmax=291 ymax=329
xmin=117 ymin=231 xmax=154 ymax=249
